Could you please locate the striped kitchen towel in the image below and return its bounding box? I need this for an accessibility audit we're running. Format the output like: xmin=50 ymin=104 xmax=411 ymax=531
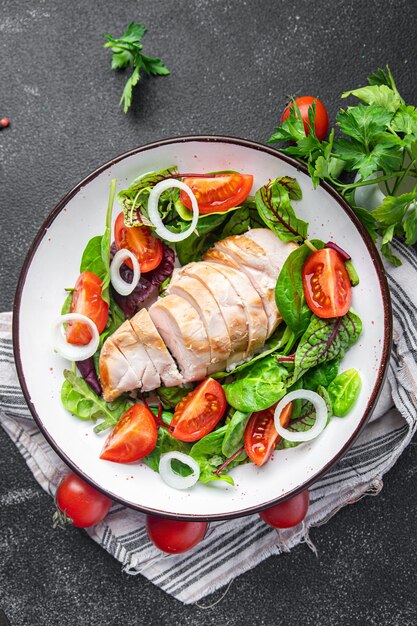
xmin=1 ymin=238 xmax=416 ymax=605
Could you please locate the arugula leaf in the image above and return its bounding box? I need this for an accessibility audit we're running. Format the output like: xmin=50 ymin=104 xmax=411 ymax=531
xmin=275 ymin=240 xmax=325 ymax=338
xmin=342 ymin=84 xmax=402 ymax=113
xmin=223 ymin=355 xmax=289 ymax=412
xmin=255 ymin=179 xmax=308 ymax=243
xmin=104 ymin=22 xmax=169 ymax=113
xmin=61 ymin=369 xmax=132 ymax=432
xmin=293 ymin=311 xmax=362 ymax=381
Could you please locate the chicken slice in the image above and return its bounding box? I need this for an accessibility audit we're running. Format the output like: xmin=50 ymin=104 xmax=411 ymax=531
xmin=243 ymin=228 xmax=298 ymax=278
xmin=113 ymin=320 xmax=160 ymax=392
xmin=204 ymin=229 xmax=296 ymax=336
xmin=129 ymin=308 xmax=183 ymax=387
xmin=172 ymin=262 xmax=247 ymax=368
xmin=149 ymin=294 xmax=211 ymax=382
xmin=203 ymin=261 xmax=267 ymax=357
xmin=167 ymin=275 xmax=232 ymax=373
xmin=99 ymin=335 xmax=140 ymax=402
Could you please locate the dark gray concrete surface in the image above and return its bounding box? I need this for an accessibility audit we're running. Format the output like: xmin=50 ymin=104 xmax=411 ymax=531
xmin=1 ymin=1 xmax=416 ymax=624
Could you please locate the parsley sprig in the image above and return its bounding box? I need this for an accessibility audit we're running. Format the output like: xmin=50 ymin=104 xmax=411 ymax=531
xmin=104 ymin=22 xmax=169 ymax=113
xmin=268 ymin=66 xmax=417 ymax=265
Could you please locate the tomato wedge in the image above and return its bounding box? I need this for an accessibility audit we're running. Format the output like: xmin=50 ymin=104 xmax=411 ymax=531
xmin=169 ymin=378 xmax=227 ymax=442
xmin=114 ymin=212 xmax=163 ymax=272
xmin=302 ymin=248 xmax=351 ymax=319
xmin=66 ymin=270 xmax=109 ymax=345
xmin=100 ymin=404 xmax=158 ymax=463
xmin=244 ymin=402 xmax=293 ymax=466
xmin=180 ymin=173 xmax=253 ymax=214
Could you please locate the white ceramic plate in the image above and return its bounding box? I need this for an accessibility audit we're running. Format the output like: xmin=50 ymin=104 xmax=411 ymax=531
xmin=14 ymin=136 xmax=392 ymax=520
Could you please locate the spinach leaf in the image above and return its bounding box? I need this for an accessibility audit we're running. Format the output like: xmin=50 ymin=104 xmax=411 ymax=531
xmin=99 ymin=297 xmax=125 ymax=347
xmin=223 ymin=355 xmax=289 ymax=412
xmin=78 ymin=179 xmax=117 ymax=305
xmin=302 ymin=358 xmax=340 ymax=391
xmin=293 ymin=311 xmax=362 ymax=381
xmin=327 ymin=368 xmax=362 ymax=416
xmin=117 ymin=166 xmax=178 ymax=228
xmin=222 ymin=410 xmax=251 ymax=457
xmin=61 ymin=369 xmax=132 ymax=432
xmin=190 ymin=426 xmax=235 ymax=485
xmin=255 ymin=178 xmax=308 ymax=243
xmin=275 ymin=240 xmax=325 ymax=337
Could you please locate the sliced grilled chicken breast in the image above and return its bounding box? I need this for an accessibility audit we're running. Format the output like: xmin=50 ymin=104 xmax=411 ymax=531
xmin=243 ymin=228 xmax=298 ymax=280
xmin=202 ymin=261 xmax=268 ymax=357
xmin=204 ymin=229 xmax=295 ymax=335
xmin=172 ymin=262 xmax=247 ymax=368
xmin=114 ymin=320 xmax=160 ymax=391
xmin=149 ymin=294 xmax=211 ymax=382
xmin=99 ymin=335 xmax=140 ymax=402
xmin=129 ymin=309 xmax=183 ymax=387
xmin=167 ymin=274 xmax=232 ymax=372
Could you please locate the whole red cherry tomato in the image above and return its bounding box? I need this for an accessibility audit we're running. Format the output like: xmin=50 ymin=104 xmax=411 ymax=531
xmin=259 ymin=490 xmax=310 ymax=529
xmin=146 ymin=515 xmax=208 ymax=553
xmin=281 ymin=96 xmax=329 ymax=141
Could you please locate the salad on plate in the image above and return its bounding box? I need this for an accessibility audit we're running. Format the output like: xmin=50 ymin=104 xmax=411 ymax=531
xmin=55 ymin=168 xmax=363 ymax=490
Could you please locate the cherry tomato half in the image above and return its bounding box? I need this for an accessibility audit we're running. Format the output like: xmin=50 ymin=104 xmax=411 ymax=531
xmin=169 ymin=378 xmax=227 ymax=442
xmin=259 ymin=490 xmax=310 ymax=529
xmin=55 ymin=472 xmax=112 ymax=528
xmin=302 ymin=248 xmax=351 ymax=319
xmin=100 ymin=404 xmax=158 ymax=463
xmin=281 ymin=96 xmax=329 ymax=141
xmin=146 ymin=515 xmax=208 ymax=554
xmin=180 ymin=173 xmax=253 ymax=214
xmin=66 ymin=270 xmax=109 ymax=345
xmin=114 ymin=212 xmax=163 ymax=272
xmin=244 ymin=402 xmax=293 ymax=466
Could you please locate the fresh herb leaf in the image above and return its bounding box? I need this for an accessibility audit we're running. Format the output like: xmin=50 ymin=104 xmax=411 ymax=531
xmin=336 ymin=105 xmax=393 ymax=147
xmin=372 ymin=192 xmax=417 ymax=226
xmin=255 ymin=178 xmax=308 ymax=243
xmin=104 ymin=22 xmax=169 ymax=113
xmin=341 ymin=84 xmax=402 ymax=113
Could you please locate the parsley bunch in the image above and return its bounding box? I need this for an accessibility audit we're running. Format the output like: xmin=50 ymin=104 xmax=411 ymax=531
xmin=104 ymin=22 xmax=169 ymax=113
xmin=268 ymin=67 xmax=417 ymax=265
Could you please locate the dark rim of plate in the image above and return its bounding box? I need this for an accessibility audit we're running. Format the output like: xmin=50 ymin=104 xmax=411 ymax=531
xmin=13 ymin=135 xmax=393 ymax=521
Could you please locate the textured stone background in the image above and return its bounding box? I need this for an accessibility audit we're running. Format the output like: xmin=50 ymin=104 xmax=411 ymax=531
xmin=1 ymin=0 xmax=417 ymax=624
